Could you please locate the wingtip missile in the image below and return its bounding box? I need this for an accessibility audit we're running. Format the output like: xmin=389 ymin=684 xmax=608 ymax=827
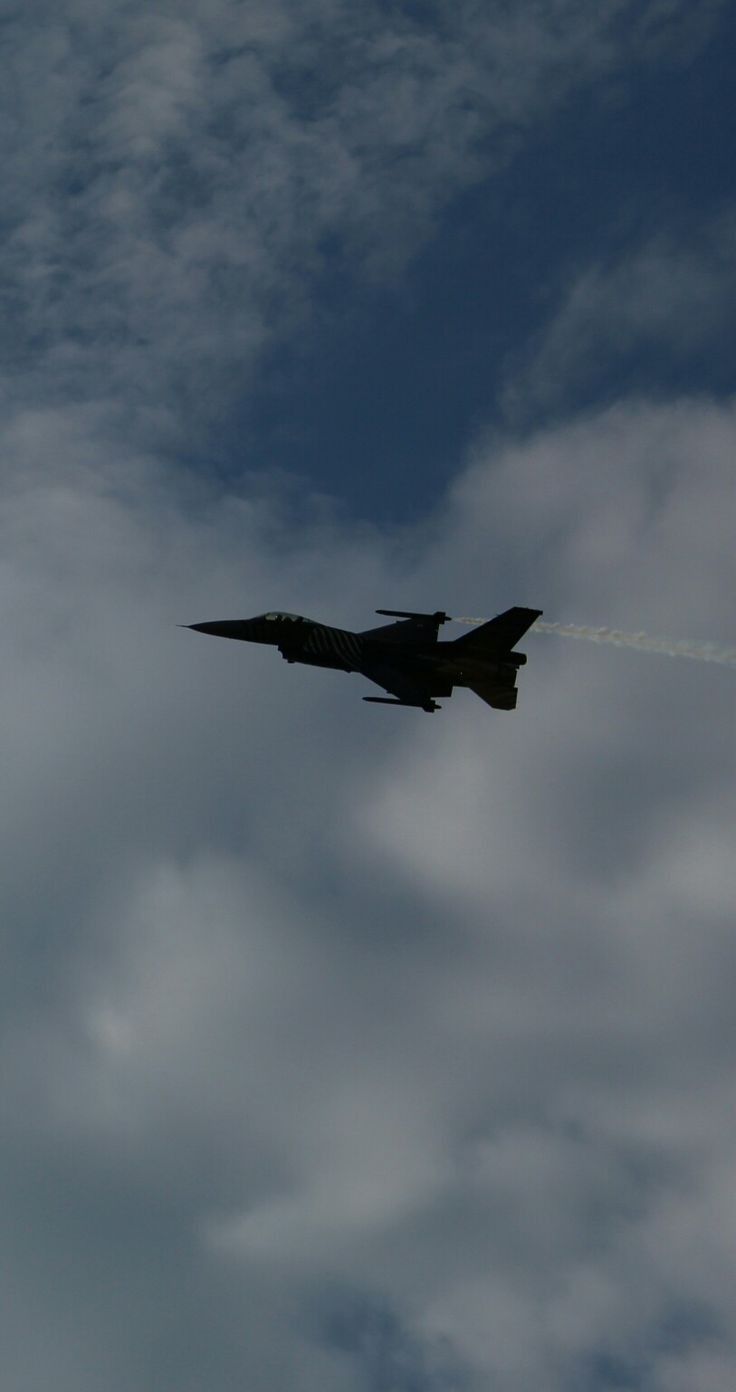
xmin=363 ymin=696 xmax=440 ymax=712
xmin=375 ymin=609 xmax=450 ymax=624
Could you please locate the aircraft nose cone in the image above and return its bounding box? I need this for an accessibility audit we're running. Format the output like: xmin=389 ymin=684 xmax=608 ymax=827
xmin=186 ymin=620 xmax=259 ymax=640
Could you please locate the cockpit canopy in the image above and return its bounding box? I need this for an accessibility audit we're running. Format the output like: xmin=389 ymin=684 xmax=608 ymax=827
xmin=262 ymin=611 xmax=306 ymax=622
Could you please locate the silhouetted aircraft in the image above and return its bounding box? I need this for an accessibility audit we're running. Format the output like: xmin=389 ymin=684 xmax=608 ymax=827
xmin=186 ymin=606 xmax=542 ymax=712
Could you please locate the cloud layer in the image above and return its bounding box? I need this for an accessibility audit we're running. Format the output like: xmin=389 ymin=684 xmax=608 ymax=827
xmin=3 ymin=2 xmax=735 ymax=1387
xmin=3 ymin=398 xmax=734 ymax=1390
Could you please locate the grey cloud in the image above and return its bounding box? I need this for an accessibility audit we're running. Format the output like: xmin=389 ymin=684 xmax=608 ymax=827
xmin=3 ymin=398 xmax=732 ymax=1388
xmin=3 ymin=4 xmax=736 ymax=1387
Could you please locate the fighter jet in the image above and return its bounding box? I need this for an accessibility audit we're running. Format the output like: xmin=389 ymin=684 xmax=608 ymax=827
xmin=185 ymin=606 xmax=541 ymax=712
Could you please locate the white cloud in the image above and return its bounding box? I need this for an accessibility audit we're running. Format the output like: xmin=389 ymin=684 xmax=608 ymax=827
xmin=3 ymin=2 xmax=735 ymax=1386
xmin=4 ymin=397 xmax=733 ymax=1388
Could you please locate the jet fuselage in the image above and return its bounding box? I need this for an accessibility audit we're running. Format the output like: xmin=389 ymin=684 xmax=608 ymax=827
xmin=187 ymin=606 xmax=541 ymax=712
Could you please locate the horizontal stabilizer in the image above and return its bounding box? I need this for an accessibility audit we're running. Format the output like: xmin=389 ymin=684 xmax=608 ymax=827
xmin=470 ymin=684 xmax=517 ymax=711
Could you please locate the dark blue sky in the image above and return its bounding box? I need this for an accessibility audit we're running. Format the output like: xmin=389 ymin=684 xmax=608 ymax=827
xmin=231 ymin=5 xmax=735 ymax=521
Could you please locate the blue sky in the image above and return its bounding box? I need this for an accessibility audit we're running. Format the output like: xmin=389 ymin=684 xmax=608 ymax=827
xmin=2 ymin=4 xmax=735 ymax=1391
xmin=232 ymin=2 xmax=736 ymax=519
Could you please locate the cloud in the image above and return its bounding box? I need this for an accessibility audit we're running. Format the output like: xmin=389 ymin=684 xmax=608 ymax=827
xmin=3 ymin=3 xmax=735 ymax=1387
xmin=3 ymin=396 xmax=734 ymax=1388
xmin=3 ymin=0 xmax=727 ymax=441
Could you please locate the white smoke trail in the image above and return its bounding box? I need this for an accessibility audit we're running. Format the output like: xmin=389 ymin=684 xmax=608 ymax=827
xmin=453 ymin=618 xmax=736 ymax=668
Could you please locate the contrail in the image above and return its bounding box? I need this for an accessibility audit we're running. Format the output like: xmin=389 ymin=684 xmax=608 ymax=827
xmin=453 ymin=618 xmax=736 ymax=668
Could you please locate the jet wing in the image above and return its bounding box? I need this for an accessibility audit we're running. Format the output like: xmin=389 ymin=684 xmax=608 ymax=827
xmin=359 ymin=613 xmax=445 ymax=645
xmin=361 ymin=661 xmax=440 ymax=711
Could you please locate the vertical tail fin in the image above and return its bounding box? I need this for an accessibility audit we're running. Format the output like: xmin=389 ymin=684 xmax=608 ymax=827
xmin=453 ymin=607 xmax=542 ymax=655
